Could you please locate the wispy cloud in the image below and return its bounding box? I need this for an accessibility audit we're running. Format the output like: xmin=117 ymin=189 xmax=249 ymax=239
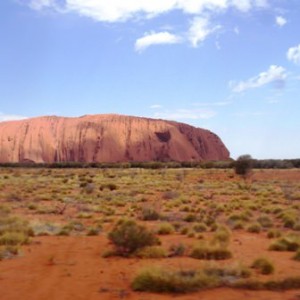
xmin=192 ymin=101 xmax=232 ymax=107
xmin=230 ymin=65 xmax=287 ymax=93
xmin=188 ymin=17 xmax=221 ymax=48
xmin=275 ymin=16 xmax=287 ymax=27
xmin=26 ymin=0 xmax=272 ymax=50
xmin=135 ymin=31 xmax=181 ymax=52
xmin=0 ymin=113 xmax=28 ymax=122
xmin=28 ymin=0 xmax=271 ymax=22
xmin=153 ymin=108 xmax=216 ymax=120
xmin=287 ymin=44 xmax=300 ymax=65
xmin=150 ymin=104 xmax=163 ymax=109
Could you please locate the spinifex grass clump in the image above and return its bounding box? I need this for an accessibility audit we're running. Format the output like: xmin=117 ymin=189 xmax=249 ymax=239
xmin=190 ymin=242 xmax=232 ymax=260
xmin=251 ymin=258 xmax=275 ymax=275
xmin=0 ymin=205 xmax=32 ymax=259
xmin=132 ymin=267 xmax=220 ymax=293
xmin=132 ymin=264 xmax=251 ymax=293
xmin=108 ymin=219 xmax=160 ymax=257
xmin=190 ymin=227 xmax=232 ymax=260
xmin=157 ymin=222 xmax=175 ymax=235
xmin=269 ymin=233 xmax=300 ymax=252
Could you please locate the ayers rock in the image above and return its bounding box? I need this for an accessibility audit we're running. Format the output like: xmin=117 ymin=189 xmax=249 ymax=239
xmin=0 ymin=114 xmax=230 ymax=163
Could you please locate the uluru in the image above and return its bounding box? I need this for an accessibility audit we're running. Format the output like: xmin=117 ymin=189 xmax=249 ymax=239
xmin=0 ymin=114 xmax=230 ymax=163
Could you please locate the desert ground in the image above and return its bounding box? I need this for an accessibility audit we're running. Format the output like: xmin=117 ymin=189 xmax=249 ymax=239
xmin=0 ymin=167 xmax=300 ymax=300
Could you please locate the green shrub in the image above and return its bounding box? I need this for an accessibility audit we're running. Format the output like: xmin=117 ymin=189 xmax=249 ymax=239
xmin=247 ymin=223 xmax=262 ymax=233
xmin=193 ymin=223 xmax=207 ymax=233
xmin=234 ymin=155 xmax=253 ymax=178
xmin=267 ymin=229 xmax=281 ymax=239
xmin=269 ymin=234 xmax=300 ymax=252
xmin=0 ymin=245 xmax=19 ymax=260
xmin=0 ymin=232 xmax=30 ymax=246
xmin=169 ymin=243 xmax=186 ymax=257
xmin=212 ymin=226 xmax=231 ymax=246
xmin=232 ymin=277 xmax=300 ymax=291
xmin=132 ymin=267 xmax=220 ymax=293
xmin=190 ymin=242 xmax=232 ymax=260
xmin=157 ymin=223 xmax=175 ymax=235
xmin=135 ymin=246 xmax=167 ymax=258
xmin=257 ymin=215 xmax=273 ymax=228
xmin=251 ymin=258 xmax=274 ymax=275
xmin=293 ymin=249 xmax=300 ymax=261
xmin=184 ymin=214 xmax=197 ymax=222
xmin=108 ymin=219 xmax=160 ymax=256
xmin=140 ymin=207 xmax=160 ymax=221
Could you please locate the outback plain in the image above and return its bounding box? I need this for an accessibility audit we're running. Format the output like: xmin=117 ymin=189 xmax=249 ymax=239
xmin=0 ymin=166 xmax=300 ymax=300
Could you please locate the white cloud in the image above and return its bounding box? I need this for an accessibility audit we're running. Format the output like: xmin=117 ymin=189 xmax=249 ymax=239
xmin=0 ymin=113 xmax=28 ymax=122
xmin=287 ymin=44 xmax=300 ymax=65
xmin=192 ymin=101 xmax=231 ymax=107
xmin=150 ymin=104 xmax=163 ymax=109
xmin=188 ymin=17 xmax=221 ymax=47
xmin=27 ymin=0 xmax=271 ymax=50
xmin=234 ymin=26 xmax=240 ymax=35
xmin=275 ymin=16 xmax=287 ymax=27
xmin=29 ymin=0 xmax=54 ymax=10
xmin=230 ymin=65 xmax=287 ymax=93
xmin=28 ymin=0 xmax=270 ymax=22
xmin=135 ymin=31 xmax=181 ymax=52
xmin=153 ymin=108 xmax=216 ymax=120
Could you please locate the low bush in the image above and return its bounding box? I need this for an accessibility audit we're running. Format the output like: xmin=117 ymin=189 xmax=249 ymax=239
xmin=140 ymin=207 xmax=160 ymax=221
xmin=169 ymin=243 xmax=186 ymax=257
xmin=247 ymin=223 xmax=262 ymax=233
xmin=251 ymin=258 xmax=274 ymax=275
xmin=190 ymin=242 xmax=232 ymax=260
xmin=193 ymin=223 xmax=207 ymax=233
xmin=135 ymin=246 xmax=167 ymax=258
xmin=108 ymin=219 xmax=160 ymax=256
xmin=212 ymin=226 xmax=231 ymax=246
xmin=157 ymin=223 xmax=175 ymax=235
xmin=293 ymin=249 xmax=300 ymax=261
xmin=257 ymin=215 xmax=273 ymax=228
xmin=132 ymin=267 xmax=220 ymax=293
xmin=0 ymin=231 xmax=30 ymax=246
xmin=132 ymin=264 xmax=252 ymax=293
xmin=267 ymin=229 xmax=282 ymax=239
xmin=269 ymin=234 xmax=300 ymax=252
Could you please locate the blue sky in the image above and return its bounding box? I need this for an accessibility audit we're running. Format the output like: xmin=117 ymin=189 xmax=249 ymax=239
xmin=1 ymin=0 xmax=300 ymax=159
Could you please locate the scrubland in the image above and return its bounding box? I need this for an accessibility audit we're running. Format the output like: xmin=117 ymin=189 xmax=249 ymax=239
xmin=0 ymin=167 xmax=300 ymax=300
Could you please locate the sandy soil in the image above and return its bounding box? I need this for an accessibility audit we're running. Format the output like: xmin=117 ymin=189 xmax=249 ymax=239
xmin=1 ymin=234 xmax=300 ymax=300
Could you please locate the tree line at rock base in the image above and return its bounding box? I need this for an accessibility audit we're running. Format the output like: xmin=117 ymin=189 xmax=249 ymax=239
xmin=0 ymin=158 xmax=299 ymax=169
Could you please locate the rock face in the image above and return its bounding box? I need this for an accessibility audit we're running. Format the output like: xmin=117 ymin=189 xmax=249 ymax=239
xmin=0 ymin=114 xmax=230 ymax=163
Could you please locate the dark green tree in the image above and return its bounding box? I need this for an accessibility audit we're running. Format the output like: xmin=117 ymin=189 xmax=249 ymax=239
xmin=234 ymin=155 xmax=253 ymax=178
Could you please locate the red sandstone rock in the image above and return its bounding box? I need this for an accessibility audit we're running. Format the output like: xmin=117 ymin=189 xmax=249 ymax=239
xmin=0 ymin=114 xmax=230 ymax=163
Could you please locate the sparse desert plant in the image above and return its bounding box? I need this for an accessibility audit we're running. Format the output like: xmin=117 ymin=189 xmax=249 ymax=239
xmin=162 ymin=190 xmax=179 ymax=200
xmin=157 ymin=223 xmax=174 ymax=235
xmin=108 ymin=219 xmax=160 ymax=256
xmin=168 ymin=243 xmax=186 ymax=257
xmin=140 ymin=207 xmax=160 ymax=221
xmin=0 ymin=245 xmax=19 ymax=260
xmin=135 ymin=246 xmax=167 ymax=258
xmin=193 ymin=223 xmax=207 ymax=233
xmin=269 ymin=234 xmax=300 ymax=252
xmin=190 ymin=241 xmax=232 ymax=260
xmin=0 ymin=231 xmax=30 ymax=246
xmin=183 ymin=213 xmax=197 ymax=223
xmin=257 ymin=215 xmax=273 ymax=228
xmin=267 ymin=229 xmax=282 ymax=239
xmin=212 ymin=226 xmax=231 ymax=246
xmin=251 ymin=258 xmax=274 ymax=275
xmin=132 ymin=267 xmax=220 ymax=293
xmin=247 ymin=223 xmax=262 ymax=233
